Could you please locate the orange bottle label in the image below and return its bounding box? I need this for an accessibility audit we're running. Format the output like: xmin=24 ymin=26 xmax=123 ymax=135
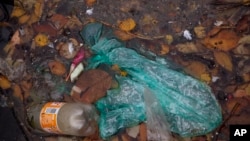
xmin=40 ymin=102 xmax=65 ymax=133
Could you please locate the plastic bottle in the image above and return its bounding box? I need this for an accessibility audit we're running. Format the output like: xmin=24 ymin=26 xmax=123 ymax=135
xmin=27 ymin=102 xmax=99 ymax=137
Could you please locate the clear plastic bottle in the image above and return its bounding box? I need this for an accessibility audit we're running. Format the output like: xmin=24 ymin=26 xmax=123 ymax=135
xmin=27 ymin=102 xmax=99 ymax=137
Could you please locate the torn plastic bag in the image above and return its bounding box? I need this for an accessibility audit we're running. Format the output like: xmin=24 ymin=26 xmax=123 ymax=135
xmin=80 ymin=22 xmax=222 ymax=138
xmin=144 ymin=87 xmax=173 ymax=141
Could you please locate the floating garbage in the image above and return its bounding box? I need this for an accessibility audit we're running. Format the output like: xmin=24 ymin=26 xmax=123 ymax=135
xmin=80 ymin=22 xmax=222 ymax=139
xmin=27 ymin=102 xmax=99 ymax=137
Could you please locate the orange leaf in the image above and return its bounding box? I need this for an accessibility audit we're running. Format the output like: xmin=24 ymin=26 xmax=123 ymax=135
xmin=86 ymin=0 xmax=96 ymax=7
xmin=48 ymin=60 xmax=66 ymax=76
xmin=213 ymin=51 xmax=233 ymax=71
xmin=0 ymin=75 xmax=11 ymax=89
xmin=114 ymin=30 xmax=135 ymax=41
xmin=159 ymin=44 xmax=170 ymax=55
xmin=118 ymin=18 xmax=136 ymax=32
xmin=203 ymin=29 xmax=240 ymax=51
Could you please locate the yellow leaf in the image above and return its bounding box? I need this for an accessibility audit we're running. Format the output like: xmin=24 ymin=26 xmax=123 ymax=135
xmin=214 ymin=51 xmax=233 ymax=71
xmin=111 ymin=64 xmax=121 ymax=72
xmin=200 ymin=73 xmax=211 ymax=83
xmin=0 ymin=75 xmax=11 ymax=89
xmin=34 ymin=33 xmax=49 ymax=47
xmin=120 ymin=71 xmax=128 ymax=77
xmin=34 ymin=1 xmax=43 ymax=17
xmin=118 ymin=18 xmax=136 ymax=32
xmin=165 ymin=34 xmax=173 ymax=45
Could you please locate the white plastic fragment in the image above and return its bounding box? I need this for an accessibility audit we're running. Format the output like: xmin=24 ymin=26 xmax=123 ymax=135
xmin=183 ymin=30 xmax=192 ymax=40
xmin=126 ymin=125 xmax=140 ymax=138
xmin=214 ymin=21 xmax=223 ymax=26
xmin=70 ymin=63 xmax=84 ymax=82
xmin=212 ymin=76 xmax=220 ymax=83
xmin=48 ymin=42 xmax=54 ymax=48
xmin=86 ymin=8 xmax=94 ymax=15
xmin=68 ymin=42 xmax=74 ymax=54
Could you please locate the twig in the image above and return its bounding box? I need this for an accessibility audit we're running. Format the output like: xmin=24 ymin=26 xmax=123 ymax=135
xmin=97 ymin=21 xmax=165 ymax=40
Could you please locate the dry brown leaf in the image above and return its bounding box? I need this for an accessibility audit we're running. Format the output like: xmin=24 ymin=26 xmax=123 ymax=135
xmin=213 ymin=51 xmax=233 ymax=71
xmin=18 ymin=14 xmax=31 ymax=24
xmin=233 ymin=89 xmax=248 ymax=98
xmin=226 ymin=98 xmax=248 ymax=115
xmin=10 ymin=30 xmax=21 ymax=45
xmin=57 ymin=42 xmax=79 ymax=59
xmin=12 ymin=84 xmax=23 ymax=101
xmin=114 ymin=30 xmax=135 ymax=41
xmin=203 ymin=29 xmax=240 ymax=51
xmin=138 ymin=123 xmax=147 ymax=141
xmin=238 ymin=35 xmax=250 ymax=44
xmin=141 ymin=14 xmax=155 ymax=25
xmin=233 ymin=44 xmax=250 ymax=56
xmin=27 ymin=14 xmax=40 ymax=25
xmin=82 ymin=137 xmax=92 ymax=141
xmin=71 ymin=69 xmax=112 ymax=104
xmin=27 ymin=0 xmax=44 ymax=25
xmin=184 ymin=61 xmax=208 ymax=79
xmin=224 ymin=85 xmax=237 ymax=94
xmin=11 ymin=7 xmax=26 ymax=17
xmin=207 ymin=27 xmax=221 ymax=37
xmin=121 ymin=134 xmax=131 ymax=141
xmin=34 ymin=1 xmax=44 ymax=17
xmin=246 ymin=84 xmax=250 ymax=95
xmin=242 ymin=73 xmax=250 ymax=82
xmin=0 ymin=75 xmax=11 ymax=89
xmin=160 ymin=44 xmax=170 ymax=55
xmin=228 ymin=113 xmax=250 ymax=125
xmin=175 ymin=42 xmax=200 ymax=53
xmin=118 ymin=18 xmax=136 ymax=32
xmin=238 ymin=83 xmax=250 ymax=95
xmin=194 ymin=26 xmax=206 ymax=39
xmin=49 ymin=14 xmax=69 ymax=29
xmin=111 ymin=136 xmax=119 ymax=141
xmin=236 ymin=15 xmax=250 ymax=32
xmin=44 ymin=137 xmax=57 ymax=141
xmin=65 ymin=15 xmax=83 ymax=29
xmin=20 ymin=76 xmax=32 ymax=100
xmin=48 ymin=60 xmax=66 ymax=76
xmin=33 ymin=23 xmax=57 ymax=37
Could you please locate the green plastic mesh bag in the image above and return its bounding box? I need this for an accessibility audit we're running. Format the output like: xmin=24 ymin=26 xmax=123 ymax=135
xmin=80 ymin=22 xmax=222 ymax=139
